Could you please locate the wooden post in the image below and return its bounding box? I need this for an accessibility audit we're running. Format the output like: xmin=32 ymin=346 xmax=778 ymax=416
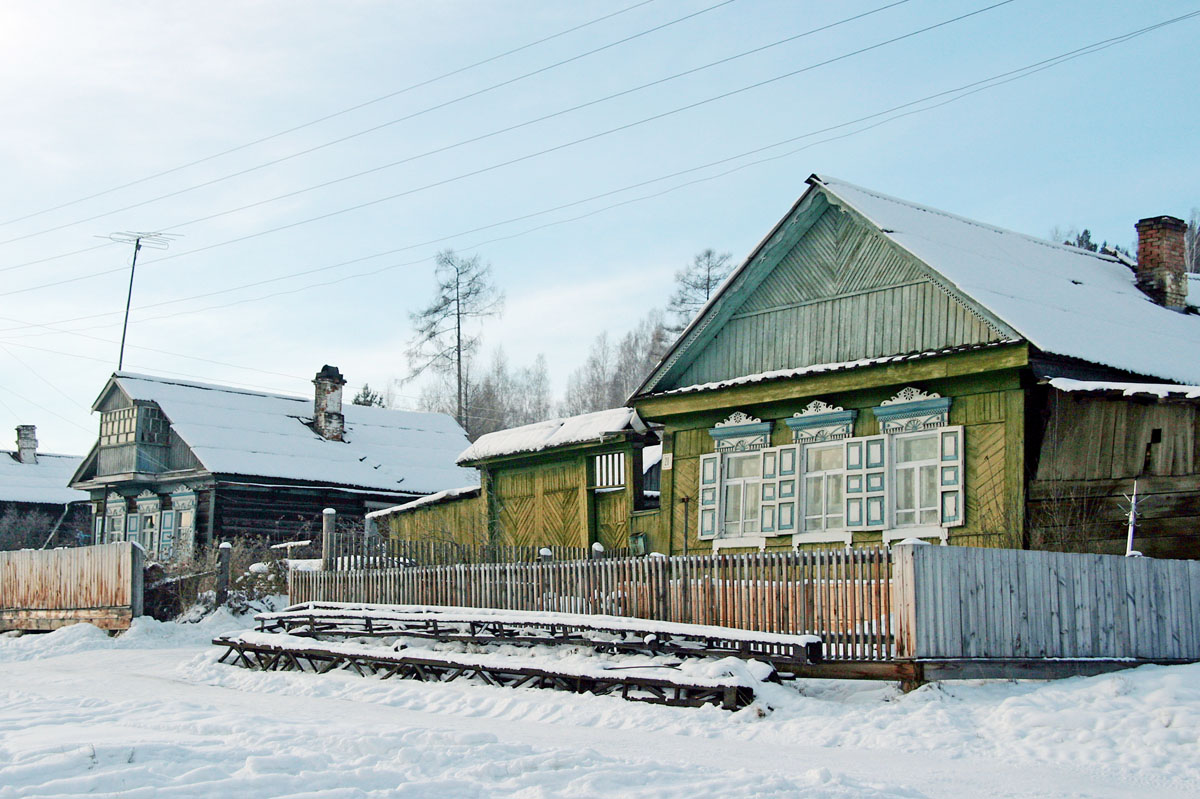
xmin=215 ymin=542 xmax=231 ymax=606
xmin=321 ymin=508 xmax=336 ymax=571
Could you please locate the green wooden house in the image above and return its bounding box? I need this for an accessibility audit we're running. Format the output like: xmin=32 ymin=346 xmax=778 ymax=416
xmin=378 ymin=176 xmax=1200 ymax=559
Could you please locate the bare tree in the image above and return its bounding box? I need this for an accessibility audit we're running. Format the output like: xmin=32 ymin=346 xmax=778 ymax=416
xmin=418 ymin=349 xmax=551 ymax=440
xmin=407 ymin=250 xmax=503 ymax=429
xmin=667 ymin=249 xmax=733 ymax=333
xmin=560 ymin=310 xmax=670 ymax=415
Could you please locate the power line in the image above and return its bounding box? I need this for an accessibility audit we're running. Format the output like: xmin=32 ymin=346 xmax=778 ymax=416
xmin=1 ymin=7 xmax=1191 ymax=340
xmin=0 ymin=0 xmax=661 ymax=231
xmin=0 ymin=0 xmax=888 ymax=274
xmin=0 ymin=0 xmax=739 ymax=251
xmin=0 ymin=0 xmax=1014 ymax=299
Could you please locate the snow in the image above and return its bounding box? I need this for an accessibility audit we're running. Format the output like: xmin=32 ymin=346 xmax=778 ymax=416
xmin=218 ymin=629 xmax=760 ymax=689
xmin=1048 ymin=377 xmax=1200 ymax=399
xmin=652 ymin=343 xmax=1014 ymax=397
xmin=458 ymin=406 xmax=647 ymax=464
xmin=366 ymin=484 xmax=481 ymax=519
xmin=815 ymin=176 xmax=1200 ymax=386
xmin=110 ymin=372 xmax=478 ymax=496
xmin=0 ymin=450 xmax=88 ymax=505
xmin=642 ymin=443 xmax=662 ymax=470
xmin=3 ymin=614 xmax=1199 ymax=798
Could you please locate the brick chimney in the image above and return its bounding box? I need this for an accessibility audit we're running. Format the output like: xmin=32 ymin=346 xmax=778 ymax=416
xmin=1135 ymin=215 xmax=1188 ymax=309
xmin=313 ymin=365 xmax=346 ymax=441
xmin=15 ymin=425 xmax=37 ymax=464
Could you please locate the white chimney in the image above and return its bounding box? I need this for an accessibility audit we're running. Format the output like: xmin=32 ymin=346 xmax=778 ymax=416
xmin=16 ymin=425 xmax=37 ymax=464
xmin=313 ymin=365 xmax=347 ymax=441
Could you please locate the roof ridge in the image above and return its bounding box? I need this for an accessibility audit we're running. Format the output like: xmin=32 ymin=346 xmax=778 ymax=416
xmin=115 ymin=371 xmax=305 ymax=403
xmin=815 ymin=174 xmax=1121 ymax=264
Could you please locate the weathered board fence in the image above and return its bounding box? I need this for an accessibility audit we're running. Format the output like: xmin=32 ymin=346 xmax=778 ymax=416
xmin=0 ymin=542 xmax=144 ymax=632
xmin=291 ymin=547 xmax=894 ymax=660
xmin=892 ymin=544 xmax=1200 ymax=660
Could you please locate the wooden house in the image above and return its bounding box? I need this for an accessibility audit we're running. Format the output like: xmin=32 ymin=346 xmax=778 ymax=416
xmin=0 ymin=425 xmax=91 ymax=550
xmin=69 ymin=366 xmax=475 ymax=560
xmin=377 ymin=176 xmax=1200 ymax=559
xmin=371 ymin=408 xmax=659 ymax=553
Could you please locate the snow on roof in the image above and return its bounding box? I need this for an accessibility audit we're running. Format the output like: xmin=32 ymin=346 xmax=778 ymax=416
xmin=0 ymin=451 xmax=89 ymax=505
xmin=647 ymin=342 xmax=1017 ymax=398
xmin=1048 ymin=378 xmax=1200 ymax=399
xmin=112 ymin=373 xmax=477 ymax=496
xmin=457 ymin=407 xmax=647 ymax=464
xmin=366 ymin=485 xmax=481 ymax=519
xmin=815 ymin=176 xmax=1200 ymax=385
xmin=642 ymin=444 xmax=662 ymax=472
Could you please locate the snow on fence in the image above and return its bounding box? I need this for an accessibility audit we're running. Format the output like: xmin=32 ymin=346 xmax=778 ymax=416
xmin=290 ymin=547 xmax=895 ymax=661
xmin=0 ymin=541 xmax=144 ymax=632
xmin=892 ymin=544 xmax=1200 ymax=660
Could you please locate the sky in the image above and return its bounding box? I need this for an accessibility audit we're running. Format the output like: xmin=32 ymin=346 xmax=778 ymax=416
xmin=1 ymin=0 xmax=1198 ymax=456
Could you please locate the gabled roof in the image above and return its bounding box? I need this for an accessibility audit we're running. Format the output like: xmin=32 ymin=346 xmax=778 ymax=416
xmin=0 ymin=451 xmax=88 ymax=505
xmin=636 ymin=175 xmax=1200 ymax=396
xmin=458 ymin=407 xmax=648 ymax=465
xmin=91 ymin=373 xmax=477 ymax=496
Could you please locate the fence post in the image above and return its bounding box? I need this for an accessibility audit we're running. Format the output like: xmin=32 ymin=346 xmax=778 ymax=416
xmin=321 ymin=508 xmax=336 ymax=571
xmin=215 ymin=541 xmax=231 ymax=606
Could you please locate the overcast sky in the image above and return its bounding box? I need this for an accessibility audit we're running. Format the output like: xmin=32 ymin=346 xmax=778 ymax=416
xmin=1 ymin=0 xmax=1197 ymax=455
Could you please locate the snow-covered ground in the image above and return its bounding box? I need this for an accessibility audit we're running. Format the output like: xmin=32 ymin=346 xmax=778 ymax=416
xmin=2 ymin=612 xmax=1198 ymax=798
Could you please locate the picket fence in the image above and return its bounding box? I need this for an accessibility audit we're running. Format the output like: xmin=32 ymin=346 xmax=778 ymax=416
xmin=292 ymin=547 xmax=894 ymax=660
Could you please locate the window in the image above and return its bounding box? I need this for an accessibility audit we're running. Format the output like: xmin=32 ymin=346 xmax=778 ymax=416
xmin=593 ymin=452 xmax=625 ymax=489
xmin=803 ymin=443 xmax=844 ymax=531
xmin=698 ymin=394 xmax=965 ymax=545
xmin=721 ymin=453 xmax=761 ymax=536
xmin=100 ymin=404 xmax=168 ymax=446
xmin=894 ymin=431 xmax=940 ymax=527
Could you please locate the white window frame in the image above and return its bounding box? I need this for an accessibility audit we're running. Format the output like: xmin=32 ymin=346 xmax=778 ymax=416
xmin=697 ymin=411 xmax=964 ymax=548
xmin=891 ymin=429 xmax=942 ymax=529
xmin=796 ymin=441 xmax=852 ymax=546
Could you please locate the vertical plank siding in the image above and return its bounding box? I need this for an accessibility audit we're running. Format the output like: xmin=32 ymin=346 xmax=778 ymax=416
xmin=0 ymin=542 xmax=143 ymax=631
xmin=892 ymin=545 xmax=1200 ymax=660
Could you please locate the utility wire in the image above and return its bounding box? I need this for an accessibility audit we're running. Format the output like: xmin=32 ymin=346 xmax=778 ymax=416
xmin=0 ymin=0 xmax=660 ymax=230
xmin=0 ymin=0 xmax=1014 ymax=298
xmin=1 ymin=7 xmax=1190 ymax=339
xmin=0 ymin=0 xmax=889 ymax=273
xmin=0 ymin=0 xmax=739 ymax=250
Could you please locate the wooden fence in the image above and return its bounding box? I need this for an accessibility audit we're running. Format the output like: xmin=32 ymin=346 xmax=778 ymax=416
xmin=893 ymin=544 xmax=1200 ymax=660
xmin=291 ymin=547 xmax=894 ymax=660
xmin=0 ymin=542 xmax=144 ymax=632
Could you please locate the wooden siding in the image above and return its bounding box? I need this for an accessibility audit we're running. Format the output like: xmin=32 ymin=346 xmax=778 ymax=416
xmin=670 ymin=207 xmax=1005 ymax=389
xmin=594 ymin=490 xmax=630 ymax=551
xmin=213 ymin=484 xmax=405 ymax=545
xmin=492 ymin=460 xmax=588 ymax=548
xmin=1030 ymin=392 xmax=1200 ymax=558
xmin=0 ymin=542 xmax=144 ymax=631
xmin=893 ymin=544 xmax=1200 ymax=660
xmin=655 ymin=372 xmax=1025 ymax=555
xmin=379 ymin=494 xmax=487 ymax=546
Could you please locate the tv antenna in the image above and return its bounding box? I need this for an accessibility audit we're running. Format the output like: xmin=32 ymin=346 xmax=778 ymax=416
xmin=101 ymin=231 xmax=180 ymax=370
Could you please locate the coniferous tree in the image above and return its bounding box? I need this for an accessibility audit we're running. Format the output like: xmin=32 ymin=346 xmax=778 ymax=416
xmin=350 ymin=383 xmax=384 ymax=407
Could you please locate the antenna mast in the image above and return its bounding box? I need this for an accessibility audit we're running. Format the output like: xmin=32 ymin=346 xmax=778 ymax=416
xmin=104 ymin=231 xmax=178 ymax=370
